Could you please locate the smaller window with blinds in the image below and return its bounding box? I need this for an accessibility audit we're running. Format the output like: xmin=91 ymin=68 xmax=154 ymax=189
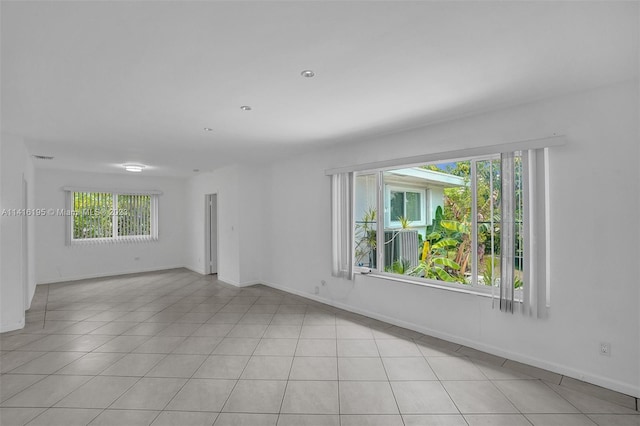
xmin=66 ymin=190 xmax=159 ymax=244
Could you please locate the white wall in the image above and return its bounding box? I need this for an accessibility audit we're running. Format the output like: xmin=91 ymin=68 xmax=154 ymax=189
xmin=259 ymin=81 xmax=640 ymax=397
xmin=184 ymin=165 xmax=240 ymax=284
xmin=0 ymin=133 xmax=36 ymax=332
xmin=35 ymin=169 xmax=187 ymax=283
xmin=237 ymin=165 xmax=265 ymax=285
xmin=184 ymin=164 xmax=264 ymax=286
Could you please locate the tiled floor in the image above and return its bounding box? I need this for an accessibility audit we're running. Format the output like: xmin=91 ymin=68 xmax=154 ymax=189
xmin=1 ymin=269 xmax=638 ymax=426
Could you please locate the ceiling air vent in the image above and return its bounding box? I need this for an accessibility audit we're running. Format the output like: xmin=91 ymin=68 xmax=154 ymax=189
xmin=32 ymin=155 xmax=55 ymax=160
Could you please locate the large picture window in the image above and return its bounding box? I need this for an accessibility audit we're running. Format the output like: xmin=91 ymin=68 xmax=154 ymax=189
xmin=338 ymin=141 xmax=556 ymax=316
xmin=65 ymin=189 xmax=159 ymax=244
xmin=356 ymin=156 xmax=518 ymax=286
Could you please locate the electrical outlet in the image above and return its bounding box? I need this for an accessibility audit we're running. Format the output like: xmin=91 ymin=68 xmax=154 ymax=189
xmin=600 ymin=342 xmax=611 ymax=356
xmin=314 ymin=286 xmax=320 ymax=295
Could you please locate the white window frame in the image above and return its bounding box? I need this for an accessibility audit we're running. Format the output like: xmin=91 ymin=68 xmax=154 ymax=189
xmin=385 ymin=185 xmax=427 ymax=228
xmin=329 ymin=135 xmax=563 ymax=316
xmin=64 ymin=187 xmax=161 ymax=245
xmin=367 ymin=156 xmax=500 ymax=295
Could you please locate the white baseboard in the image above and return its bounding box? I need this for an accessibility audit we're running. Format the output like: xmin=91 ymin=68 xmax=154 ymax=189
xmin=184 ymin=264 xmax=206 ymax=275
xmin=238 ymin=280 xmax=261 ymax=287
xmin=261 ymin=279 xmax=639 ymax=399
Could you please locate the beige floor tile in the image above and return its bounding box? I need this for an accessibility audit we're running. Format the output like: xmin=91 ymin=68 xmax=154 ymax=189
xmin=338 ymin=357 xmax=388 ymax=381
xmin=133 ymin=336 xmax=186 ymax=354
xmin=171 ymin=336 xmax=222 ymax=354
xmin=493 ymin=380 xmax=579 ymax=413
xmin=339 ymin=381 xmax=399 ymax=414
xmin=212 ymin=338 xmax=260 ymax=355
xmin=375 ymin=339 xmax=422 ymax=357
xmin=278 ymin=414 xmax=339 ymax=426
xmin=145 ymin=354 xmax=207 ymax=378
xmin=290 ymin=357 xmax=337 ymax=381
xmin=253 ymin=339 xmax=298 ymax=356
xmin=340 ymin=414 xmax=403 ymax=425
xmin=88 ymin=409 xmax=159 ymax=426
xmin=2 ymin=375 xmax=92 ymax=407
xmin=587 ymin=414 xmax=640 ymax=426
xmin=151 ymin=411 xmax=217 ymax=426
xmin=193 ymin=355 xmax=250 ymax=379
xmin=403 ymin=414 xmax=468 ymax=425
xmin=100 ymin=353 xmax=165 ymax=376
xmin=223 ymin=380 xmax=287 ymax=413
xmin=295 ymin=339 xmax=336 ymax=357
xmin=337 ymin=340 xmax=379 ymax=357
xmin=214 ymin=413 xmax=278 ymax=425
xmin=382 ymin=357 xmax=437 ymax=381
xmin=165 ymin=378 xmax=236 ymax=411
xmin=390 ymin=381 xmax=458 ymax=414
xmin=27 ymin=408 xmax=102 ymax=426
xmin=0 ymin=375 xmax=46 ymax=402
xmin=427 ymin=357 xmax=487 ymax=380
xmin=240 ymin=356 xmax=293 ymax=380
xmin=110 ymin=377 xmax=187 ymax=410
xmin=526 ymin=413 xmax=599 ymax=425
xmin=281 ymin=381 xmax=339 ymax=414
xmin=299 ymin=326 xmax=336 ymax=339
xmin=55 ymin=376 xmax=138 ymax=408
xmin=0 ymin=407 xmax=46 ymax=426
xmin=263 ymin=325 xmax=301 ymax=339
xmin=442 ymin=381 xmax=518 ymax=414
xmin=463 ymin=414 xmax=532 ymax=425
xmin=0 ymin=352 xmax=47 ymax=373
xmin=93 ymin=335 xmax=150 ymax=353
xmin=3 ymin=270 xmax=635 ymax=426
xmin=336 ymin=326 xmax=374 ymax=340
xmin=11 ymin=351 xmax=86 ymax=374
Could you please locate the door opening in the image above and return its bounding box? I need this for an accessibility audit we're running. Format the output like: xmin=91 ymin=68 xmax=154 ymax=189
xmin=204 ymin=194 xmax=218 ymax=275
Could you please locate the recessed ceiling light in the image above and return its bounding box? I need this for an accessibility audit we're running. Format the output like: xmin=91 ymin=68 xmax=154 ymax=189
xmin=32 ymin=155 xmax=54 ymax=160
xmin=301 ymin=70 xmax=315 ymax=78
xmin=240 ymin=105 xmax=252 ymax=111
xmin=123 ymin=164 xmax=145 ymax=173
xmin=203 ymin=127 xmax=213 ymax=132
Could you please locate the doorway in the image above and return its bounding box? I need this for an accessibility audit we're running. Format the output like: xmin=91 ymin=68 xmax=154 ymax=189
xmin=204 ymin=194 xmax=218 ymax=275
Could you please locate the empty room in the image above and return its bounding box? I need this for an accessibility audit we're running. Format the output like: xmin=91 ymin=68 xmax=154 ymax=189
xmin=1 ymin=1 xmax=639 ymax=425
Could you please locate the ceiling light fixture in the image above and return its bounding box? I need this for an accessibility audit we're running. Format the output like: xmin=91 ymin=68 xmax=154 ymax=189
xmin=123 ymin=164 xmax=145 ymax=173
xmin=240 ymin=105 xmax=252 ymax=111
xmin=301 ymin=70 xmax=315 ymax=78
xmin=203 ymin=127 xmax=213 ymax=132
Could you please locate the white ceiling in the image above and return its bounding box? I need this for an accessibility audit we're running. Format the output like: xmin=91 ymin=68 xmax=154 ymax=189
xmin=1 ymin=1 xmax=637 ymax=177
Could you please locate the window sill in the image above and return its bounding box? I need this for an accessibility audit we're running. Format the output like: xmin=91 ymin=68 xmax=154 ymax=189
xmin=360 ymin=271 xmax=497 ymax=298
xmin=69 ymin=237 xmax=158 ymax=245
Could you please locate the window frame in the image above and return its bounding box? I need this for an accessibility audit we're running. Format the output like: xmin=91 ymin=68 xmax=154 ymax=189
xmin=356 ymin=152 xmax=524 ymax=297
xmin=385 ymin=184 xmax=427 ymax=228
xmin=65 ymin=189 xmax=159 ymax=245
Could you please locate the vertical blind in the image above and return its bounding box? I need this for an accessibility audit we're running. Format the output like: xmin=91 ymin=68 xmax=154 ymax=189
xmin=63 ymin=188 xmax=160 ymax=244
xmin=331 ymin=173 xmax=354 ymax=280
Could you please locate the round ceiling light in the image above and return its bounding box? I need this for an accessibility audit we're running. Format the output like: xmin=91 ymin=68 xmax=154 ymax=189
xmin=240 ymin=105 xmax=252 ymax=111
xmin=123 ymin=164 xmax=145 ymax=173
xmin=203 ymin=127 xmax=213 ymax=132
xmin=301 ymin=70 xmax=315 ymax=78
